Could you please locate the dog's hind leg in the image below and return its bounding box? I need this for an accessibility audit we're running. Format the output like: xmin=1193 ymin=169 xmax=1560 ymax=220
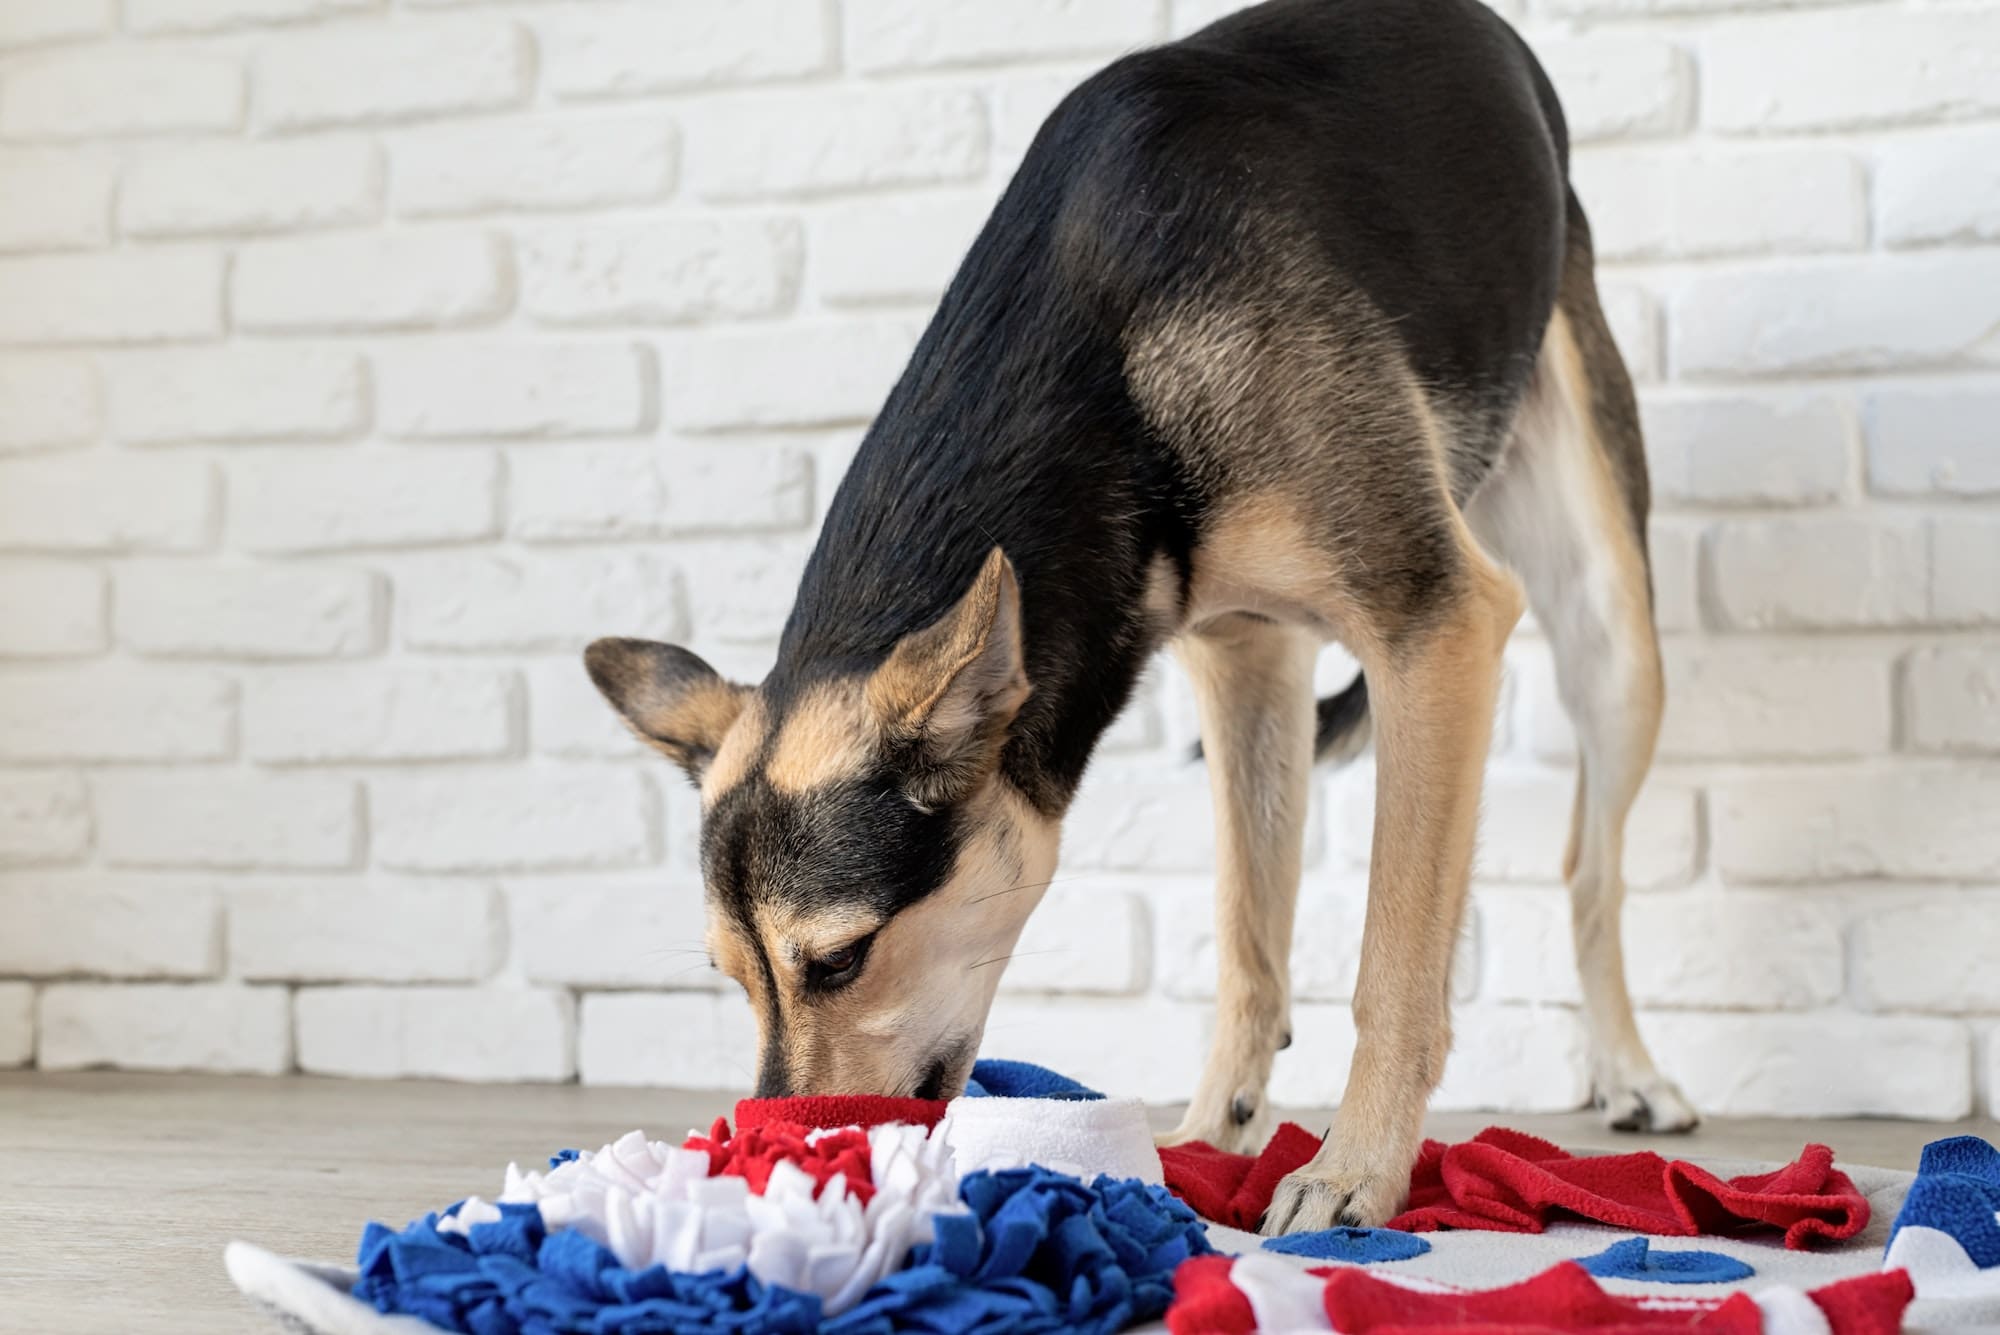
xmin=1464 ymin=198 xmax=1697 ymax=1134
xmin=1161 ymin=612 xmax=1319 ymax=1154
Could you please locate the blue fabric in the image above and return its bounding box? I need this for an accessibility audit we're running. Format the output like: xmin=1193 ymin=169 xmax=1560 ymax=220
xmin=355 ymin=1161 xmax=1209 ymax=1335
xmin=1888 ymin=1135 xmax=2000 ymax=1269
xmin=962 ymin=1060 xmax=1102 ymax=1101
xmin=548 ymin=1149 xmax=582 ymax=1168
xmin=1576 ymin=1237 xmax=1753 ymax=1284
xmin=1260 ymin=1226 xmax=1431 ymax=1264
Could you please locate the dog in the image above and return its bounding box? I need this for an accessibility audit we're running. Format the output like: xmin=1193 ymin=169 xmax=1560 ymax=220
xmin=585 ymin=0 xmax=1697 ymax=1234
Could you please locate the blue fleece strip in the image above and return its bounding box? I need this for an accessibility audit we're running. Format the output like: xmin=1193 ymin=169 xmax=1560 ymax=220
xmin=1261 ymin=1226 xmax=1432 ymax=1264
xmin=1576 ymin=1237 xmax=1753 ymax=1284
xmin=1888 ymin=1135 xmax=2000 ymax=1269
xmin=963 ymin=1059 xmax=1104 ymax=1101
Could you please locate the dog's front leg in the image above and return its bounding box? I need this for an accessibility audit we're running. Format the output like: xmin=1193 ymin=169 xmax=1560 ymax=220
xmin=1161 ymin=615 xmax=1318 ymax=1154
xmin=1263 ymin=556 xmax=1520 ymax=1233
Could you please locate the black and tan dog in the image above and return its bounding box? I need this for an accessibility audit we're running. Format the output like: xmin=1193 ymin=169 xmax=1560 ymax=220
xmin=587 ymin=0 xmax=1697 ymax=1233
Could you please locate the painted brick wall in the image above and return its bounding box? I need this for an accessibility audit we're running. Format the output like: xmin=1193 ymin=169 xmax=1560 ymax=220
xmin=1 ymin=0 xmax=1996 ymax=1120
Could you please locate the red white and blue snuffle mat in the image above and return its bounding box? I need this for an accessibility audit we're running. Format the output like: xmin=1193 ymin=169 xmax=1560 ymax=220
xmin=224 ymin=1059 xmax=1993 ymax=1334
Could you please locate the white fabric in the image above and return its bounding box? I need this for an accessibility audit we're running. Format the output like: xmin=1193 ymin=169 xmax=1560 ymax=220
xmin=451 ymin=1123 xmax=962 ymax=1317
xmin=1886 ymin=1223 xmax=2000 ymax=1329
xmin=1230 ymin=1253 xmax=1336 ymax=1334
xmin=939 ymin=1095 xmax=1163 ymax=1184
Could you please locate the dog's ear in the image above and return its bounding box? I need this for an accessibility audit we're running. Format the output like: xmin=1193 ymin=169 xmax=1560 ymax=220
xmin=867 ymin=547 xmax=1031 ymax=805
xmin=584 ymin=638 xmax=749 ymax=782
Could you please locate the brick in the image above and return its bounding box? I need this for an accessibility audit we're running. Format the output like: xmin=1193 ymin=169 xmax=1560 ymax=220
xmin=0 ymin=983 xmax=28 ymax=1067
xmin=986 ymin=65 xmax=1096 ymax=168
xmin=39 ymin=983 xmax=289 ymax=1074
xmin=0 ymin=0 xmax=113 ymax=47
xmin=845 ymin=0 xmax=1159 ymax=72
xmin=297 ymin=986 xmax=571 ymax=1081
xmin=1657 ymin=644 xmax=1892 ymax=760
xmin=393 ymin=118 xmax=676 ymax=217
xmin=579 ymin=991 xmax=755 ymax=1088
xmin=685 ymin=89 xmax=985 ymax=201
xmin=117 ymin=564 xmax=379 ymax=659
xmin=542 ymin=0 xmax=830 ymax=100
xmin=254 ymin=20 xmax=529 ymax=131
xmin=1433 ymin=1006 xmax=1590 ymax=1113
xmin=1855 ymin=897 xmax=2000 ymax=1014
xmin=377 ymin=342 xmax=650 ymax=438
xmin=1170 ymin=0 xmax=1243 ymax=35
xmin=107 ymin=347 xmax=364 ymax=445
xmin=1638 ymin=1011 xmax=1970 ymax=1119
xmin=1905 ymin=648 xmax=2000 ymax=755
xmin=0 ymin=50 xmax=240 ymax=139
xmin=244 ymin=666 xmax=513 ymax=763
xmin=1714 ymin=772 xmax=2000 ymax=883
xmin=509 ymin=443 xmax=813 ymax=541
xmin=229 ymin=448 xmax=498 ymax=553
xmin=0 ymin=151 xmax=112 ymax=251
xmin=127 ymin=0 xmax=379 ymax=33
xmin=1476 ymin=890 xmax=1581 ymax=1005
xmin=1988 ymin=1028 xmax=2000 ymax=1121
xmin=234 ymin=232 xmax=508 ymax=333
xmin=400 ymin=551 xmax=683 ymax=652
xmin=373 ymin=768 xmax=654 ymax=872
xmin=1647 ymin=520 xmax=1699 ymax=633
xmin=0 ymin=250 xmax=222 ymax=344
xmin=1597 ymin=283 xmax=1658 ymax=384
xmin=0 ymin=454 xmax=212 ymax=552
xmin=521 ymin=218 xmax=799 ymax=326
xmin=683 ymin=541 xmax=800 ymax=646
xmin=0 ymin=561 xmax=105 ymax=656
xmin=1630 ymin=893 xmax=1842 ymax=1010
xmin=230 ymin=880 xmax=503 ymax=983
xmin=1866 ymin=385 xmax=2000 ymax=497
xmin=528 ymin=659 xmax=643 ymax=760
xmin=1703 ymin=10 xmax=2000 ymax=133
xmin=120 ymin=139 xmax=379 ymax=238
xmin=1065 ymin=779 xmax=1221 ymax=874
xmin=1934 ymin=516 xmax=2000 ymax=625
xmin=1532 ymin=37 xmax=1689 ymax=142
xmin=984 ymin=994 xmax=1210 ymax=1102
xmin=1877 ymin=125 xmax=2000 ymax=248
xmin=97 ymin=773 xmax=357 ymax=870
xmin=0 ymin=772 xmax=88 ymax=867
xmin=665 ymin=321 xmax=919 ymax=430
xmin=0 ymin=877 xmax=219 ymax=977
xmin=1640 ymin=392 xmax=1850 ymax=507
xmin=1706 ymin=514 xmax=1927 ymax=630
xmin=1672 ymin=254 xmax=2000 ymax=377
xmin=997 ymin=888 xmax=1146 ymax=995
xmin=513 ymin=878 xmax=713 ymax=989
xmin=1542 ymin=0 xmax=1849 ymax=13
xmin=811 ymin=195 xmax=988 ymax=307
xmin=1573 ymin=148 xmax=1861 ymax=261
xmin=0 ymin=356 xmax=97 ymax=451
xmin=0 ymin=667 xmax=233 ymax=762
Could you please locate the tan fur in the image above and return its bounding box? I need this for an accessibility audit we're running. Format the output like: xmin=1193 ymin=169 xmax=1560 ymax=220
xmin=763 ymin=680 xmax=875 ymax=796
xmin=700 ymin=695 xmax=769 ymax=807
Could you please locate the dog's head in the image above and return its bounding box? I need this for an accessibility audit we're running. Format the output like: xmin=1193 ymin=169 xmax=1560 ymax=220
xmin=585 ymin=549 xmax=1056 ymax=1100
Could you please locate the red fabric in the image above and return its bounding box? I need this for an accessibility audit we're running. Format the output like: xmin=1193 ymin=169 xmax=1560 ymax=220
xmin=1156 ymin=1122 xmax=1321 ymax=1230
xmin=682 ymin=1117 xmax=877 ymax=1202
xmin=1158 ymin=1124 xmax=1868 ymax=1248
xmin=733 ymin=1094 xmax=946 ymax=1132
xmin=1164 ymin=1255 xmax=1255 ymax=1335
xmin=1390 ymin=1128 xmax=1869 ymax=1248
xmin=1321 ymin=1261 xmax=1767 ymax=1333
xmin=1806 ymin=1270 xmax=1916 ymax=1335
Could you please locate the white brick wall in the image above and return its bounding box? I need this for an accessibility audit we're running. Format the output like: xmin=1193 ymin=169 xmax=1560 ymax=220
xmin=1 ymin=0 xmax=1996 ymax=1122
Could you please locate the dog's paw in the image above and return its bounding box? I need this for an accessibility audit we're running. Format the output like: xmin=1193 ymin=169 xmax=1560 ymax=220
xmin=1596 ymin=1076 xmax=1699 ymax=1134
xmin=1157 ymin=1091 xmax=1272 ymax=1155
xmin=1261 ymin=1163 xmax=1406 ymax=1236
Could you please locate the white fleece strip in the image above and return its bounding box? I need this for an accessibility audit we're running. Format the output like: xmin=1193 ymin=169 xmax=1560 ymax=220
xmin=1231 ymin=1253 xmax=1338 ymax=1334
xmin=939 ymin=1095 xmax=1163 ymax=1184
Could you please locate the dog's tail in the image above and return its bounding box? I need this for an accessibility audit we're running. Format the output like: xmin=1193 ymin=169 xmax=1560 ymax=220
xmin=1188 ymin=673 xmax=1372 ymax=766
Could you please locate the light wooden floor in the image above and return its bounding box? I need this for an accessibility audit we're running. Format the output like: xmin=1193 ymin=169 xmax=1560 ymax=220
xmin=3 ymin=1072 xmax=1989 ymax=1335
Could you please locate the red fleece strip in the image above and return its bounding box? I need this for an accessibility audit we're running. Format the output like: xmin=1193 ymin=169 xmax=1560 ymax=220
xmin=683 ymin=1117 xmax=879 ymax=1202
xmin=732 ymin=1094 xmax=947 ymax=1132
xmin=1164 ymin=1255 xmax=1256 ymax=1335
xmin=1157 ymin=1125 xmax=1869 ymax=1247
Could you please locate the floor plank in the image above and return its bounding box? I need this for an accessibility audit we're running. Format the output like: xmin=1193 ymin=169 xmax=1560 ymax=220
xmin=2 ymin=1072 xmax=1986 ymax=1334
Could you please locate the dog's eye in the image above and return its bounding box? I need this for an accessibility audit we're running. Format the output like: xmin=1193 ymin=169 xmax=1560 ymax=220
xmin=804 ymin=936 xmax=873 ymax=991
